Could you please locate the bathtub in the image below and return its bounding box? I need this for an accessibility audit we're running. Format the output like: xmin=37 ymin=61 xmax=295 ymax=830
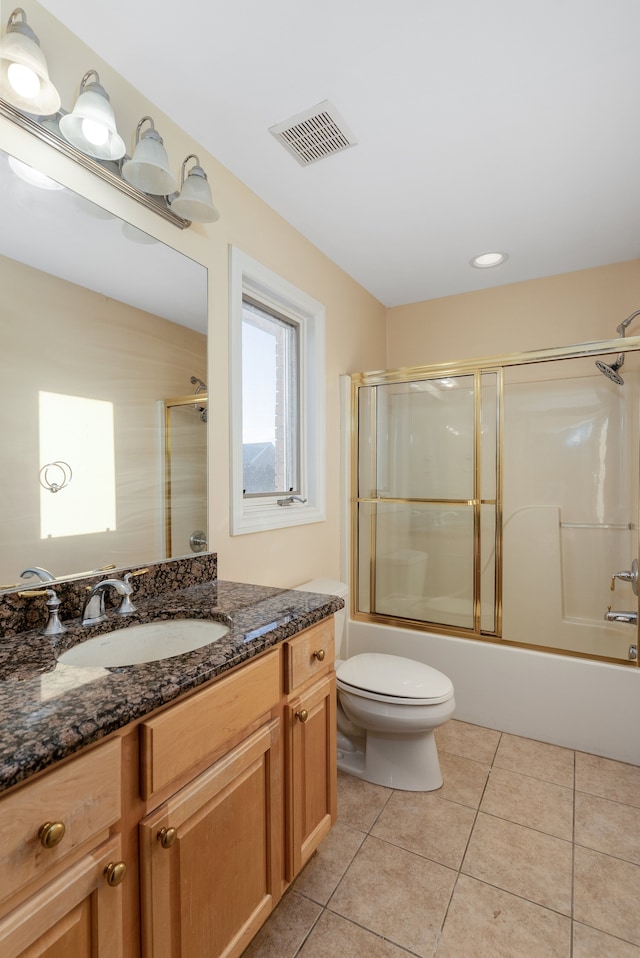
xmin=346 ymin=619 xmax=640 ymax=765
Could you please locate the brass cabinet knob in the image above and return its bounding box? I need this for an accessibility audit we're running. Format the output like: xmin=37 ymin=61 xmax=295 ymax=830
xmin=104 ymin=861 xmax=127 ymax=887
xmin=157 ymin=826 xmax=177 ymax=849
xmin=313 ymin=649 xmax=326 ymax=662
xmin=295 ymin=709 xmax=309 ymax=723
xmin=38 ymin=821 xmax=66 ymax=849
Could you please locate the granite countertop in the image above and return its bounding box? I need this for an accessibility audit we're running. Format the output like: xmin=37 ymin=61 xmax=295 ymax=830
xmin=0 ymin=578 xmax=343 ymax=795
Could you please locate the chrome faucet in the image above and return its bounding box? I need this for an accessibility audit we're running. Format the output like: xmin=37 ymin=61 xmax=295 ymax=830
xmin=82 ymin=578 xmax=134 ymax=626
xmin=20 ymin=567 xmax=55 ymax=582
xmin=277 ymin=495 xmax=308 ymax=507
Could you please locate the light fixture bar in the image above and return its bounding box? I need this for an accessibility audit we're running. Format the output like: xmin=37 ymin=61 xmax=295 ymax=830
xmin=0 ymin=95 xmax=191 ymax=229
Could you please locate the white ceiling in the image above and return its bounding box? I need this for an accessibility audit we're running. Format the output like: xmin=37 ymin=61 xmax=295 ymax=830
xmin=37 ymin=0 xmax=640 ymax=307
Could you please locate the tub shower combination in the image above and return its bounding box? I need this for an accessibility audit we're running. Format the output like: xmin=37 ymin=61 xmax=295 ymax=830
xmin=346 ymin=323 xmax=640 ymax=765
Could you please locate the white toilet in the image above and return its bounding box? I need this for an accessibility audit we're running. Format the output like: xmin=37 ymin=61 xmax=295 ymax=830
xmin=295 ymin=580 xmax=455 ymax=791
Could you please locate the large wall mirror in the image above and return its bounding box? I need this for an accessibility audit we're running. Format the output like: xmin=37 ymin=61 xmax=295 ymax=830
xmin=0 ymin=145 xmax=208 ymax=589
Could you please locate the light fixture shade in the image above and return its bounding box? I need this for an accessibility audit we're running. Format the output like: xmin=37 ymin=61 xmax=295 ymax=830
xmin=122 ymin=116 xmax=177 ymax=195
xmin=0 ymin=9 xmax=61 ymax=115
xmin=59 ymin=70 xmax=125 ymax=160
xmin=171 ymin=155 xmax=220 ymax=223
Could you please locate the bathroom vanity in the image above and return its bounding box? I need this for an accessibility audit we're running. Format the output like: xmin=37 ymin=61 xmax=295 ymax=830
xmin=0 ymin=562 xmax=340 ymax=958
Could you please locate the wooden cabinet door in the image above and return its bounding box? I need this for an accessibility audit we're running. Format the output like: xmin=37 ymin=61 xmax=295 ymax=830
xmin=0 ymin=835 xmax=125 ymax=958
xmin=286 ymin=673 xmax=337 ymax=879
xmin=139 ymin=718 xmax=282 ymax=958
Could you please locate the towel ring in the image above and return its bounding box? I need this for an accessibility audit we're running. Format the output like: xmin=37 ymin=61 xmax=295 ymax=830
xmin=39 ymin=461 xmax=72 ymax=494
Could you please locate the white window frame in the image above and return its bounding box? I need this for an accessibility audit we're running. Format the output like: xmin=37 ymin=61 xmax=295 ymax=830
xmin=229 ymin=246 xmax=326 ymax=535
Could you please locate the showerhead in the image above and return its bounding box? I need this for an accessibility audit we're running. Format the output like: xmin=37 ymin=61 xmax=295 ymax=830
xmin=596 ymin=357 xmax=625 ymax=385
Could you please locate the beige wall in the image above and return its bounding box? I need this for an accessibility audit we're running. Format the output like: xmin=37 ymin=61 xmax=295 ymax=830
xmin=1 ymin=2 xmax=387 ymax=589
xmin=386 ymin=259 xmax=640 ymax=369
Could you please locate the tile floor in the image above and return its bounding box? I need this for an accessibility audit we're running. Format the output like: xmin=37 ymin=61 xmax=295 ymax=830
xmin=241 ymin=719 xmax=640 ymax=958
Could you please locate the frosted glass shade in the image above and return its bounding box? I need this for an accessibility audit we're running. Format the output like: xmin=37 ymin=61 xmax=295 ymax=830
xmin=59 ymin=75 xmax=125 ymax=161
xmin=122 ymin=128 xmax=177 ymax=196
xmin=0 ymin=11 xmax=60 ymax=115
xmin=172 ymin=168 xmax=220 ymax=223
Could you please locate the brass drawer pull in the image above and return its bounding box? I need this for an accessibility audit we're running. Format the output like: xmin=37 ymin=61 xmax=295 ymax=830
xmin=295 ymin=709 xmax=309 ymax=723
xmin=313 ymin=649 xmax=326 ymax=662
xmin=39 ymin=821 xmax=66 ymax=849
xmin=104 ymin=861 xmax=127 ymax=886
xmin=157 ymin=826 xmax=177 ymax=849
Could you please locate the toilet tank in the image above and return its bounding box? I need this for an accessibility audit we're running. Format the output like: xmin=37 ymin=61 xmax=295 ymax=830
xmin=295 ymin=579 xmax=349 ymax=658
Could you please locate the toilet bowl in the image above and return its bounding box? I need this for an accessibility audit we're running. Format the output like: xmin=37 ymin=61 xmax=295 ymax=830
xmin=295 ymin=580 xmax=454 ymax=791
xmin=336 ymin=653 xmax=455 ymax=791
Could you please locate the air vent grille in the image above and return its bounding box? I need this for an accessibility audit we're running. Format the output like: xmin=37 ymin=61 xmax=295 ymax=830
xmin=269 ymin=100 xmax=357 ymax=167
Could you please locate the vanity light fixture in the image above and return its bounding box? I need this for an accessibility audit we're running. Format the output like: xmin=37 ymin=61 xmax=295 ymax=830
xmin=170 ymin=154 xmax=220 ymax=223
xmin=470 ymin=251 xmax=508 ymax=269
xmin=122 ymin=116 xmax=177 ymax=196
xmin=0 ymin=8 xmax=60 ymax=116
xmin=59 ymin=69 xmax=125 ymax=160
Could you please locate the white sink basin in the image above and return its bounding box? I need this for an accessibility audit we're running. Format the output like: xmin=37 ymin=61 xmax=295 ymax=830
xmin=58 ymin=619 xmax=229 ymax=668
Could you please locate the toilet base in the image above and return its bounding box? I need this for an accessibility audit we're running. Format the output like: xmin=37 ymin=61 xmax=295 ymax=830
xmin=337 ymin=729 xmax=443 ymax=791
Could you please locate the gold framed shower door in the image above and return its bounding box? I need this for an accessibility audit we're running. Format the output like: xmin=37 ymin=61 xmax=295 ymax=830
xmin=350 ymin=336 xmax=640 ymax=666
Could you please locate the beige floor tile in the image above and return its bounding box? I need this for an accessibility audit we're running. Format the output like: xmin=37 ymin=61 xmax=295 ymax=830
xmin=293 ymin=822 xmax=366 ymax=905
xmin=573 ymin=922 xmax=640 ymax=958
xmin=241 ymin=891 xmax=322 ymax=958
xmin=493 ymin=733 xmax=574 ymax=787
xmin=298 ymin=910 xmax=411 ymax=958
xmin=336 ymin=770 xmax=392 ymax=831
xmin=576 ymin=752 xmax=640 ymax=808
xmin=436 ymin=719 xmax=501 ymax=765
xmin=435 ymin=874 xmax=571 ymax=958
xmin=575 ymin=792 xmax=640 ymax=864
xmin=461 ymin=812 xmax=573 ymax=914
xmin=480 ymin=766 xmax=573 ymax=839
xmin=438 ymin=749 xmax=491 ymax=808
xmin=329 ymin=835 xmax=456 ymax=957
xmin=371 ymin=790 xmax=476 ymax=869
xmin=574 ymin=846 xmax=640 ymax=946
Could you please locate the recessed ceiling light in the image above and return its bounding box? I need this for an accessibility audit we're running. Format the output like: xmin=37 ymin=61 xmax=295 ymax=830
xmin=471 ymin=251 xmax=508 ymax=269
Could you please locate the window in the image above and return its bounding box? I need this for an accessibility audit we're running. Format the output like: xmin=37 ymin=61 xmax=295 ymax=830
xmin=229 ymin=247 xmax=325 ymax=534
xmin=242 ymin=298 xmax=299 ymax=496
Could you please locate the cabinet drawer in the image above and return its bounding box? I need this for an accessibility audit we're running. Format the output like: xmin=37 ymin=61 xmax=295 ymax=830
xmin=140 ymin=650 xmax=280 ymax=800
xmin=284 ymin=620 xmax=334 ymax=694
xmin=0 ymin=738 xmax=121 ymax=904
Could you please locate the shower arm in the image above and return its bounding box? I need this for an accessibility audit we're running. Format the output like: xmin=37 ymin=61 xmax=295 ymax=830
xmin=616 ymin=309 xmax=640 ymax=338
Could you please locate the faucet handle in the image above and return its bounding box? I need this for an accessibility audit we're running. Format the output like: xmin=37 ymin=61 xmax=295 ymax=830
xmin=123 ymin=567 xmax=149 ymax=584
xmin=118 ymin=568 xmax=148 ymax=615
xmin=18 ymin=588 xmax=66 ymax=636
xmin=610 ymin=559 xmax=639 ymax=596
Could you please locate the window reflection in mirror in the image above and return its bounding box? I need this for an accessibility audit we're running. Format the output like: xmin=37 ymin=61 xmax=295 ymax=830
xmin=0 ymin=147 xmax=208 ymax=588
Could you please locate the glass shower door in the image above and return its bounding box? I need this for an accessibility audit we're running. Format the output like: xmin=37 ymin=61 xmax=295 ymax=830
xmin=355 ymin=372 xmax=499 ymax=634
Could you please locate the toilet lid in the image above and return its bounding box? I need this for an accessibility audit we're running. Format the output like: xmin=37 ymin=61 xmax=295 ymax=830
xmin=336 ymin=653 xmax=453 ymax=703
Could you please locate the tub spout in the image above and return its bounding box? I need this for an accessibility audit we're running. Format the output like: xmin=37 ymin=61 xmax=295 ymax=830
xmin=604 ymin=609 xmax=637 ymax=625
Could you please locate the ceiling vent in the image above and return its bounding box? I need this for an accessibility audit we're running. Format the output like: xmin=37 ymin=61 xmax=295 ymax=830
xmin=269 ymin=100 xmax=357 ymax=167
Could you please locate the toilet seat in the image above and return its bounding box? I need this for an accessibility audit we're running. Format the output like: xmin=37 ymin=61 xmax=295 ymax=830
xmin=336 ymin=653 xmax=453 ymax=706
